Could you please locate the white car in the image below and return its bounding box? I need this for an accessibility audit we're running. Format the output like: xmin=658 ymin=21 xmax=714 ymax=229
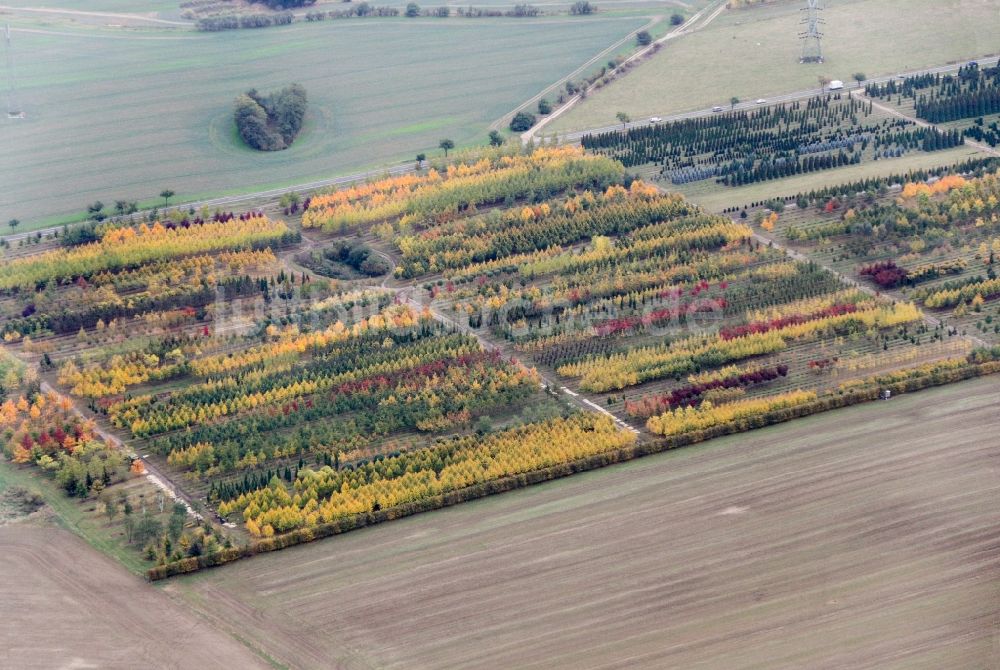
xmin=649 ymin=116 xmax=662 ymax=124
xmin=755 ymin=98 xmax=767 ymax=104
xmin=712 ymin=106 xmax=724 ymax=112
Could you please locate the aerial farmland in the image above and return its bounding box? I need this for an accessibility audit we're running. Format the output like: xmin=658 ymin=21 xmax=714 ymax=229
xmin=0 ymin=0 xmax=997 ymax=668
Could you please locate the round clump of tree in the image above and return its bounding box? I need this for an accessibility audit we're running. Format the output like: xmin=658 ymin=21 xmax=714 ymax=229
xmin=234 ymin=84 xmax=308 ymax=152
xmin=509 ymin=111 xmax=536 ymax=132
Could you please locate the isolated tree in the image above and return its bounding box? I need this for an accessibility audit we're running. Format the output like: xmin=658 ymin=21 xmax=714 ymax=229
xmin=488 ymin=130 xmax=504 ymax=146
xmin=730 ymin=96 xmax=739 ymax=110
xmin=670 ymin=12 xmax=684 ymax=25
xmin=636 ymin=30 xmax=652 ymax=46
xmin=7 ymin=219 xmax=18 ymax=233
xmin=509 ymin=111 xmax=536 ymax=132
xmin=134 ymin=512 xmax=163 ymax=547
xmin=160 ymin=190 xmax=175 ymax=207
xmin=853 ymin=72 xmax=866 ymax=88
xmin=616 ymin=111 xmax=630 ymax=128
xmin=167 ymin=505 xmax=186 ymax=542
xmin=234 ymin=93 xmax=283 ymax=150
xmin=123 ymin=508 xmax=136 ymax=544
xmin=439 ymin=138 xmax=454 ymax=156
xmin=415 ymin=152 xmax=426 ymax=169
xmin=86 ymin=201 xmax=106 ymax=222
xmin=405 ymin=2 xmax=420 ymax=16
xmin=103 ymin=496 xmax=117 ymax=521
xmin=818 ymin=75 xmax=831 ymax=91
xmin=538 ymin=98 xmax=552 ymax=115
xmin=271 ymin=83 xmax=308 ymax=144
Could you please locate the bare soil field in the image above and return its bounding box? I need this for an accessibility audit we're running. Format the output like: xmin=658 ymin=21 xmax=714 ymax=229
xmin=0 ymin=523 xmax=270 ymax=670
xmin=168 ymin=376 xmax=1000 ymax=669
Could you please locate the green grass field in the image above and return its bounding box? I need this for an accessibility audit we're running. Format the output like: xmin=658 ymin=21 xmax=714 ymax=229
xmin=3 ymin=0 xmax=181 ymax=13
xmin=0 ymin=16 xmax=643 ymax=229
xmin=551 ymin=0 xmax=1000 ymax=132
xmin=664 ymin=145 xmax=991 ymax=212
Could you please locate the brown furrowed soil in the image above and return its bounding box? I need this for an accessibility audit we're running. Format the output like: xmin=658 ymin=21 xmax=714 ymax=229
xmin=0 ymin=523 xmax=270 ymax=670
xmin=168 ymin=376 xmax=1000 ymax=670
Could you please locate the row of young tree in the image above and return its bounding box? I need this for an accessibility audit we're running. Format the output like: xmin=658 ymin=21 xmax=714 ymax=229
xmin=390 ymin=182 xmax=691 ymax=277
xmin=0 ymin=215 xmax=294 ymax=291
xmin=217 ymin=413 xmax=633 ymax=536
xmin=625 ymin=363 xmax=789 ymax=418
xmin=581 ymin=94 xmax=960 ymax=187
xmin=583 ymin=95 xmax=876 ymax=166
xmin=721 ymin=156 xmax=1000 ymax=216
xmin=868 ymin=64 xmax=1000 ymax=124
xmin=301 ymin=147 xmax=623 ymax=231
xmin=557 ymin=300 xmax=921 ymax=392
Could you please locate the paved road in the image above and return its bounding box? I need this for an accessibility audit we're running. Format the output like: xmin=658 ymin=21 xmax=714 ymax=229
xmin=523 ymin=0 xmax=729 ymax=141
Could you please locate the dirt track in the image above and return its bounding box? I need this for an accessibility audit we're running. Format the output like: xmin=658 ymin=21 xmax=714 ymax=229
xmin=0 ymin=523 xmax=269 ymax=670
xmin=168 ymin=376 xmax=1000 ymax=669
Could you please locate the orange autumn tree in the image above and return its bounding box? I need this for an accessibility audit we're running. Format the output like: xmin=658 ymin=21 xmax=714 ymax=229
xmin=0 ymin=390 xmax=129 ymax=497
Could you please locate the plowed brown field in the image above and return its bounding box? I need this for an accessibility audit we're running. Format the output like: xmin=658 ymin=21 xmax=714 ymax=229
xmin=167 ymin=376 xmax=1000 ymax=670
xmin=0 ymin=524 xmax=270 ymax=670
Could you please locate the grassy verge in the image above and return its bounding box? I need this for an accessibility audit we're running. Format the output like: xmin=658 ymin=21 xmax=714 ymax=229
xmin=0 ymin=459 xmax=152 ymax=574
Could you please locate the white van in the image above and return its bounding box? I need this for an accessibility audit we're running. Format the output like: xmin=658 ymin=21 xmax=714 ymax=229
xmin=828 ymin=80 xmax=844 ymax=90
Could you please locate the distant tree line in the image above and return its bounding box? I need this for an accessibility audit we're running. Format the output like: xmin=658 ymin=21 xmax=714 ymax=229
xmin=200 ymin=1 xmax=545 ymax=28
xmin=250 ymin=0 xmax=315 ymax=8
xmin=196 ymin=12 xmax=293 ymax=31
xmin=304 ymin=3 xmax=540 ymax=19
xmin=234 ymin=84 xmax=308 ymax=152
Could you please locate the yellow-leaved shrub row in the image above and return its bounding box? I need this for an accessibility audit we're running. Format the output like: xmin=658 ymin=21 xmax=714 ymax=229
xmin=190 ymin=305 xmax=424 ymax=376
xmin=302 ymin=146 xmax=623 ymax=232
xmin=558 ymin=301 xmax=922 ymax=392
xmin=219 ymin=414 xmax=635 ymax=537
xmin=646 ymin=390 xmax=818 ymax=436
xmin=0 ymin=216 xmax=291 ymax=291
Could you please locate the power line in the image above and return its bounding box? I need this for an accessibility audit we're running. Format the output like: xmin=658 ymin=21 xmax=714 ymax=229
xmin=799 ymin=0 xmax=824 ymax=64
xmin=4 ymin=24 xmax=23 ymax=119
